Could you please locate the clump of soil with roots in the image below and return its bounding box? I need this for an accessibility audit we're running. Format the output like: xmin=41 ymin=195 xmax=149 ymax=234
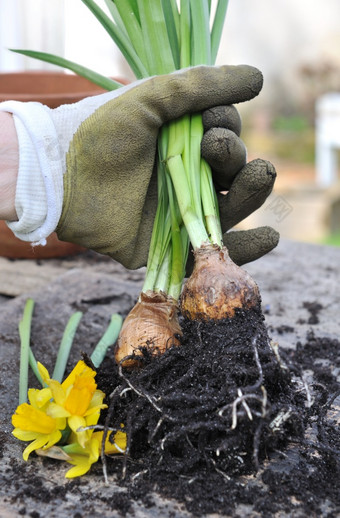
xmin=92 ymin=301 xmax=329 ymax=515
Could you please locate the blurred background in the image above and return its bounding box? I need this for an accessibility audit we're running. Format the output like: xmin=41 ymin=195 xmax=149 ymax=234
xmin=1 ymin=0 xmax=340 ymax=246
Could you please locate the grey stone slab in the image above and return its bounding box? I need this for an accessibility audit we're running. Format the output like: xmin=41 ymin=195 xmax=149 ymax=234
xmin=244 ymin=239 xmax=340 ymax=348
xmin=0 ymin=252 xmax=146 ymax=297
xmin=0 ymin=257 xmax=67 ymax=297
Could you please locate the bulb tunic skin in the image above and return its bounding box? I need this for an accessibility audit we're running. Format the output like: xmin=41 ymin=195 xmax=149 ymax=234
xmin=115 ymin=291 xmax=182 ymax=368
xmin=181 ymin=244 xmax=260 ymax=321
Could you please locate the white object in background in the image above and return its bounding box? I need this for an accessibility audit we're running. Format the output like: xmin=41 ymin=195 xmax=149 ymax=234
xmin=64 ymin=1 xmax=130 ymax=79
xmin=0 ymin=0 xmax=65 ymax=72
xmin=316 ymin=93 xmax=340 ymax=187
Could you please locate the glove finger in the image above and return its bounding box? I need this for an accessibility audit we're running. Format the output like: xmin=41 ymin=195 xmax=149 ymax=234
xmin=201 ymin=128 xmax=247 ymax=189
xmin=132 ymin=65 xmax=263 ymax=125
xmin=218 ymin=159 xmax=277 ymax=233
xmin=223 ymin=227 xmax=280 ymax=266
xmin=202 ymin=105 xmax=241 ymax=136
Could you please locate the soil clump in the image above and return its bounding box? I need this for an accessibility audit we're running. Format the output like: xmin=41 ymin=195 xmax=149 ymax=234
xmin=91 ymin=309 xmax=340 ymax=516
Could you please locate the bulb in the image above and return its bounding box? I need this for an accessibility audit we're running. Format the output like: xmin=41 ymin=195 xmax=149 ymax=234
xmin=181 ymin=244 xmax=260 ymax=321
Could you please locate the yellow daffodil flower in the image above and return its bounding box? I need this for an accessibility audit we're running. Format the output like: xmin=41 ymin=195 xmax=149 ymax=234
xmin=12 ymin=386 xmax=66 ymax=460
xmin=38 ymin=360 xmax=108 ymax=447
xmin=12 ymin=358 xmax=125 ymax=478
xmin=63 ymin=429 xmax=127 ymax=478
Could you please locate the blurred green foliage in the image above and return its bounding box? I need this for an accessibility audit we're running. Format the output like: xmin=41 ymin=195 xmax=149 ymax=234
xmin=323 ymin=233 xmax=340 ymax=247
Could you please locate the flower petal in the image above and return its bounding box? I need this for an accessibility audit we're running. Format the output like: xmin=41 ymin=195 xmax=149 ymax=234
xmin=112 ymin=431 xmax=127 ymax=453
xmin=65 ymin=457 xmax=92 ymax=478
xmin=62 ymin=361 xmax=96 ymax=391
xmin=64 ymin=437 xmax=100 ymax=478
xmin=43 ymin=429 xmax=62 ymax=450
xmin=37 ymin=362 xmax=50 ymax=383
xmin=93 ymin=430 xmax=127 ymax=454
xmin=22 ymin=435 xmax=50 ymax=460
xmin=47 ymin=402 xmax=70 ymax=419
xmin=28 ymin=388 xmax=52 ymax=409
xmin=48 ymin=380 xmax=66 ymax=406
xmin=12 ymin=403 xmax=57 ymax=434
xmin=64 ymin=376 xmax=96 ymax=416
xmin=84 ymin=403 xmax=107 ymax=418
xmin=88 ymin=390 xmax=106 ymax=409
xmin=68 ymin=415 xmax=87 ymax=447
xmin=68 ymin=415 xmax=86 ymax=433
xmin=12 ymin=428 xmax=39 ymax=442
xmin=84 ymin=409 xmax=101 ymax=429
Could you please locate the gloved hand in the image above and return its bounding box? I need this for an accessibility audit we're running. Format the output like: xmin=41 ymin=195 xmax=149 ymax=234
xmin=201 ymin=105 xmax=278 ymax=265
xmin=1 ymin=65 xmax=278 ymax=269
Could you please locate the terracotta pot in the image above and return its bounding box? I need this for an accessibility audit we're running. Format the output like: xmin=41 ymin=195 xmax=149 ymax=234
xmin=0 ymin=70 xmax=127 ymax=258
xmin=0 ymin=70 xmax=127 ymax=108
xmin=0 ymin=220 xmax=84 ymax=259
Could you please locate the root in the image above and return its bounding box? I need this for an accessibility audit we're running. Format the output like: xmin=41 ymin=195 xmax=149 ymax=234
xmin=97 ymin=308 xmax=302 ymax=482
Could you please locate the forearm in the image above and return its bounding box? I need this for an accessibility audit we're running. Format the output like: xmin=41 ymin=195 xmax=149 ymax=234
xmin=0 ymin=111 xmax=18 ymax=221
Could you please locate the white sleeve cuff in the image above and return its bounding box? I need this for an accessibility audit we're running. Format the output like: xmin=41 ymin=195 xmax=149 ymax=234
xmin=0 ymin=101 xmax=64 ymax=245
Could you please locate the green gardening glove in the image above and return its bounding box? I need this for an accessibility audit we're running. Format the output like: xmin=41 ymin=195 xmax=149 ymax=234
xmin=54 ymin=65 xmax=278 ymax=268
xmin=201 ymin=104 xmax=278 ymax=265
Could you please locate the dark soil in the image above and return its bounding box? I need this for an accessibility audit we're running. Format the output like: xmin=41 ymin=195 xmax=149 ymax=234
xmin=91 ymin=308 xmax=340 ymax=517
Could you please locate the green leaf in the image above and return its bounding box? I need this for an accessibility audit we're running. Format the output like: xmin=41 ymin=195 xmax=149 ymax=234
xmin=19 ymin=299 xmax=35 ymax=404
xmin=161 ymin=0 xmax=180 ymax=69
xmin=190 ymin=0 xmax=211 ymax=65
xmin=122 ymin=0 xmax=141 ymax=25
xmin=9 ymin=49 xmax=122 ymax=90
xmin=211 ymin=0 xmax=229 ymax=64
xmin=137 ymin=0 xmax=175 ymax=75
xmin=104 ymin=1 xmax=130 ymax=39
xmin=179 ymin=0 xmax=191 ymax=68
xmin=52 ymin=312 xmax=83 ymax=383
xmin=81 ymin=0 xmax=148 ymax=78
xmin=114 ymin=0 xmax=148 ymax=70
xmin=90 ymin=314 xmax=123 ymax=368
xmin=28 ymin=347 xmax=44 ymax=388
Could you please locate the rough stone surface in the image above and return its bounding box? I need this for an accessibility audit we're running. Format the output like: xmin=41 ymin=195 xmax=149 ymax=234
xmin=0 ymin=239 xmax=339 ymax=517
xmin=244 ymin=239 xmax=340 ymax=347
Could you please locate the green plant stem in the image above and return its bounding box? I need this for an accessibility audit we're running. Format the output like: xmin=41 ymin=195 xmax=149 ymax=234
xmin=137 ymin=0 xmax=176 ymax=74
xmin=142 ymin=135 xmax=172 ymax=294
xmin=52 ymin=312 xmax=83 ymax=383
xmin=190 ymin=0 xmax=211 ymax=66
xmin=165 ymin=172 xmax=189 ymax=300
xmin=153 ymin=244 xmax=172 ymax=294
xmin=166 ymin=153 xmax=209 ymax=248
xmin=211 ymin=0 xmax=230 ymax=63
xmin=91 ymin=314 xmax=123 ymax=368
xmin=28 ymin=347 xmax=44 ymax=388
xmin=19 ymin=299 xmax=35 ymax=404
xmin=113 ymin=0 xmax=148 ymax=67
xmin=201 ymin=160 xmax=223 ymax=246
xmin=179 ymin=0 xmax=191 ymax=67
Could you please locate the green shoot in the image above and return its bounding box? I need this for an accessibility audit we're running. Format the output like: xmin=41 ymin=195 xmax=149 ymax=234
xmin=211 ymin=0 xmax=230 ymax=63
xmin=19 ymin=299 xmax=35 ymax=404
xmin=113 ymin=0 xmax=148 ymax=66
xmin=28 ymin=347 xmax=44 ymax=388
xmin=52 ymin=312 xmax=83 ymax=383
xmin=91 ymin=314 xmax=123 ymax=368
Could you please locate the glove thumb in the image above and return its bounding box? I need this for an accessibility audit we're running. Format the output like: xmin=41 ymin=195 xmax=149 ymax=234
xmin=129 ymin=65 xmax=263 ymax=126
